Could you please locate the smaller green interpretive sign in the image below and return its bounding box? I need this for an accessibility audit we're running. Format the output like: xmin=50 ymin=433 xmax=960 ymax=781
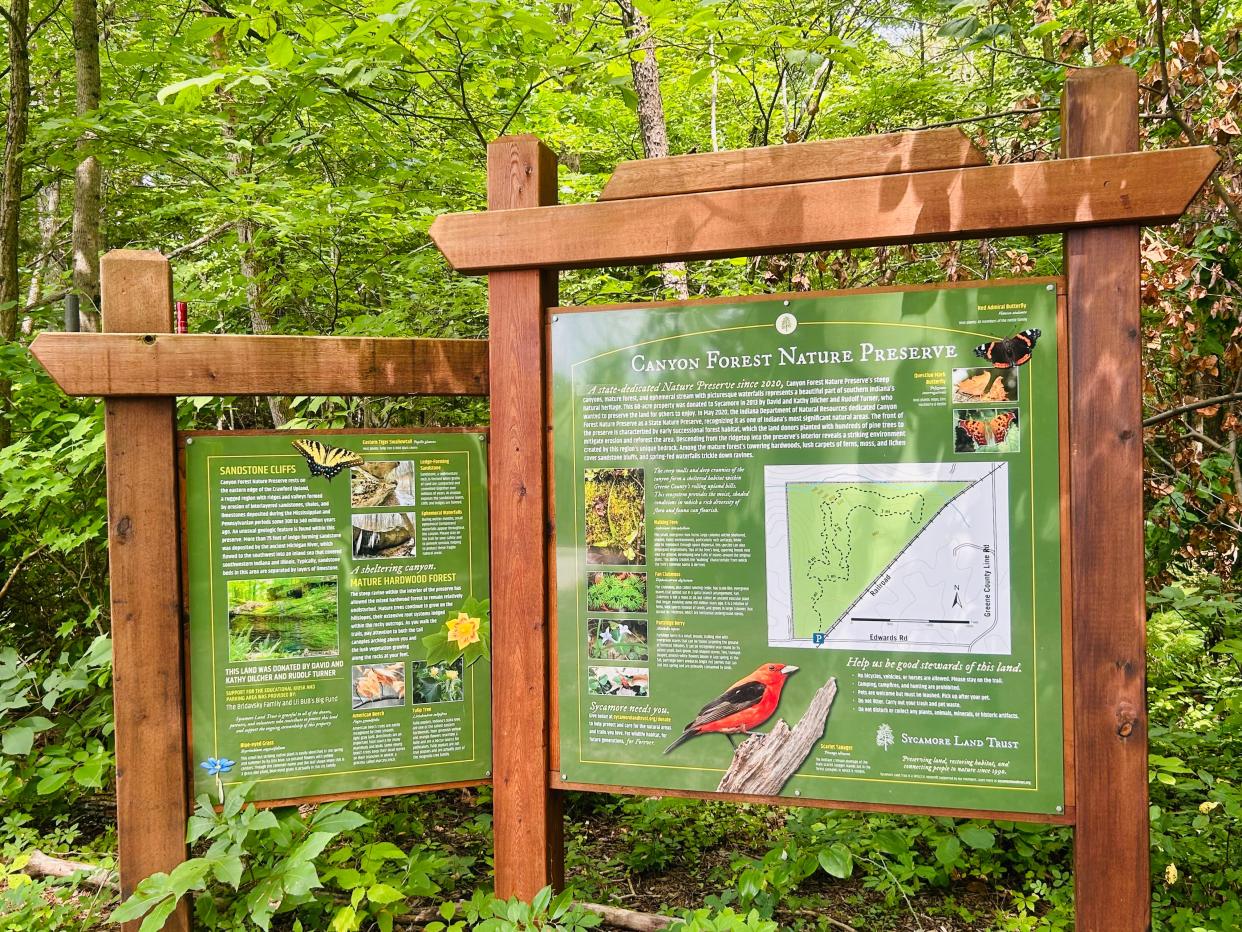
xmin=185 ymin=430 xmax=490 ymax=803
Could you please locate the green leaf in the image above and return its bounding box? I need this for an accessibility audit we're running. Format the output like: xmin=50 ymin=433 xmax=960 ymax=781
xmin=330 ymin=906 xmax=357 ymax=932
xmin=137 ymin=897 xmax=180 ymax=932
xmin=874 ymin=829 xmax=908 ymax=855
xmin=282 ymin=859 xmax=322 ymax=897
xmin=938 ymin=16 xmax=979 ymax=40
xmin=367 ymin=882 xmax=405 ymax=905
xmin=364 ymin=841 xmax=408 ymax=861
xmin=958 ymin=825 xmax=996 ymax=850
xmin=213 ymin=854 xmax=244 ymax=889
xmin=313 ymin=808 xmax=370 ymax=834
xmin=267 ymin=33 xmax=295 ymax=68
xmin=531 ymin=885 xmax=552 ymax=914
xmin=934 ymin=835 xmax=962 ymax=867
xmin=156 ymin=72 xmax=226 ymax=106
xmin=817 ymin=844 xmax=853 ymax=878
xmin=3 ymin=725 xmax=34 ymax=756
xmin=36 ymin=771 xmax=71 ymax=794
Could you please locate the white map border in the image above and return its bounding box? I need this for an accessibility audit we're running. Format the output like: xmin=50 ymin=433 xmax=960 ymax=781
xmin=765 ymin=462 xmax=1011 ymax=654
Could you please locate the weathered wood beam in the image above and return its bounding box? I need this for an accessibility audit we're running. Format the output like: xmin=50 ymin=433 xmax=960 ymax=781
xmin=486 ymin=135 xmax=564 ymax=899
xmin=1063 ymin=66 xmax=1149 ymax=932
xmin=429 ymin=148 xmax=1218 ymax=273
xmin=28 ymin=333 xmax=488 ymax=396
xmin=100 ymin=251 xmax=192 ymax=932
xmin=599 ymin=128 xmax=986 ymax=200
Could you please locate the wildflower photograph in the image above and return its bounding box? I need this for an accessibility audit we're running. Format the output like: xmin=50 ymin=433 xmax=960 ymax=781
xmin=410 ymin=659 xmax=465 ymax=703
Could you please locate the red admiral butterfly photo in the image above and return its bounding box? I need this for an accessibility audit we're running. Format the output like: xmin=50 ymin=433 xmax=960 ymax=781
xmin=973 ymin=328 xmax=1041 ymax=368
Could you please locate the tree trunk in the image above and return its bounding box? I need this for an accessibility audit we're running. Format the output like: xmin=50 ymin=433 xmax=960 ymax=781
xmin=72 ymin=0 xmax=103 ymax=331
xmin=616 ymin=0 xmax=689 ymax=298
xmin=208 ymin=20 xmax=290 ymax=426
xmin=24 ymin=181 xmax=62 ymax=324
xmin=0 ymin=0 xmax=31 ymax=449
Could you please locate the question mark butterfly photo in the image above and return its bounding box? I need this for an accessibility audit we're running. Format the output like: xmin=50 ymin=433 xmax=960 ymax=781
xmin=974 ymin=328 xmax=1041 ymax=368
xmin=955 ymin=409 xmax=1019 ymax=453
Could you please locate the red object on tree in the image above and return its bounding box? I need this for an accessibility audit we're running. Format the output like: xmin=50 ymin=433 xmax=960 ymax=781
xmin=665 ymin=662 xmax=799 ymax=753
xmin=175 ymin=300 xmax=187 ymax=333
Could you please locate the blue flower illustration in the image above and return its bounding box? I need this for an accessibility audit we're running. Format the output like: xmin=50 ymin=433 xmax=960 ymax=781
xmin=200 ymin=757 xmax=235 ymax=777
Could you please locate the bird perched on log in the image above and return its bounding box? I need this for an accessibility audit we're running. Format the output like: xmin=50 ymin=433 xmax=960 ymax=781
xmin=665 ymin=663 xmax=798 ymax=754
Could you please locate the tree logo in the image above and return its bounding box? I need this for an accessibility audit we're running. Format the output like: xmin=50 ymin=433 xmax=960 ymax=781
xmin=776 ymin=312 xmax=797 ymax=335
xmin=876 ymin=723 xmax=895 ymax=751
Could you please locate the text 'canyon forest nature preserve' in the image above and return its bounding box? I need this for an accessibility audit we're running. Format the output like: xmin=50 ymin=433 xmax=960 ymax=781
xmin=184 ymin=431 xmax=490 ymax=803
xmin=552 ymin=282 xmax=1065 ymax=814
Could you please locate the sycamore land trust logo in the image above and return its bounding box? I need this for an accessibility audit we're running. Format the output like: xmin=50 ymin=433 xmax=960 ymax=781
xmin=876 ymin=723 xmax=895 ymax=751
xmin=775 ymin=312 xmax=797 ymax=334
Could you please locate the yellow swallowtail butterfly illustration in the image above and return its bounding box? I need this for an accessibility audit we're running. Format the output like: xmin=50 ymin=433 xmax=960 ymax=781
xmin=291 ymin=438 xmax=364 ymax=480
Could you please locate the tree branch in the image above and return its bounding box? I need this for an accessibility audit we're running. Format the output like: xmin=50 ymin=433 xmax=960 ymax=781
xmin=167 ymin=221 xmax=233 ymax=259
xmin=22 ymin=288 xmax=68 ymax=312
xmin=0 ymin=545 xmax=46 ymax=603
xmin=892 ymin=107 xmax=1057 ymax=133
xmin=22 ymin=849 xmax=117 ymax=890
xmin=1144 ymin=391 xmax=1242 ymax=427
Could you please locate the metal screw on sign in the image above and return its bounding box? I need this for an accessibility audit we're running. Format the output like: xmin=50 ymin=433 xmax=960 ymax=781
xmin=782 ymin=300 xmax=790 ymax=306
xmin=1056 ymin=805 xmax=1064 ymax=813
xmin=560 ymin=773 xmax=567 ymax=781
xmin=552 ymin=315 xmax=559 ymax=322
xmin=484 ymin=770 xmax=491 ymax=778
xmin=1046 ymin=283 xmax=1055 ymax=291
xmin=185 ymin=437 xmax=193 ymax=445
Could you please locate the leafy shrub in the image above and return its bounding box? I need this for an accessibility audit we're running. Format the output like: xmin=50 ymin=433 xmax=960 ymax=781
xmin=585 ymin=572 xmax=647 ymax=613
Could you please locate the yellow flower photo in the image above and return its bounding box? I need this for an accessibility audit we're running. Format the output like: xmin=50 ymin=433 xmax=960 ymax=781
xmin=447 ymin=611 xmax=482 ymax=649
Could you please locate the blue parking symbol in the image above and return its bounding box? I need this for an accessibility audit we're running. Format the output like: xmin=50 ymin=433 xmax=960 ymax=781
xmin=811 ymin=632 xmax=826 ymax=645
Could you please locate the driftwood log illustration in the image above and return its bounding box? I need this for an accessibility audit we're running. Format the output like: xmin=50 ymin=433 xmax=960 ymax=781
xmin=717 ymin=675 xmax=838 ymax=795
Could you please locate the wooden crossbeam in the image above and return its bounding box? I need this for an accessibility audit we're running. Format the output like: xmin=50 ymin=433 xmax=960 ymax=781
xmin=599 ymin=128 xmax=986 ymax=200
xmin=430 ymin=148 xmax=1218 ymax=273
xmin=29 ymin=333 xmax=488 ymax=397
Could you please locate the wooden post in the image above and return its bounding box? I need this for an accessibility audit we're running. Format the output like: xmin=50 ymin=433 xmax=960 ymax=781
xmin=486 ymin=136 xmax=563 ymax=898
xmin=1062 ymin=68 xmax=1149 ymax=930
xmin=101 ymin=250 xmax=191 ymax=931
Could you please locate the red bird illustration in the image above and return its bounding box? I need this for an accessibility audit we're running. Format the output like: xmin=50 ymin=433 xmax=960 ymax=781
xmin=664 ymin=663 xmax=799 ymax=754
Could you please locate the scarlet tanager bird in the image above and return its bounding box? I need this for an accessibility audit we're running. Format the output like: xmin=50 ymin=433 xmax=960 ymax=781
xmin=664 ymin=663 xmax=799 ymax=754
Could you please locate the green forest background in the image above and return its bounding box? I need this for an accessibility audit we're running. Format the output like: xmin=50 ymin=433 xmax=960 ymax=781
xmin=2 ymin=0 xmax=1241 ymax=929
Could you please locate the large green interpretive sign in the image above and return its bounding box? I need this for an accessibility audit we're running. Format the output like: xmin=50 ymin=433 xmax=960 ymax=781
xmin=185 ymin=431 xmax=491 ymax=803
xmin=552 ymin=281 xmax=1065 ymax=815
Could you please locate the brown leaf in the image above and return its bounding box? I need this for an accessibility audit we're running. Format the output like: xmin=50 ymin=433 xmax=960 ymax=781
xmin=1059 ymin=29 xmax=1088 ymax=60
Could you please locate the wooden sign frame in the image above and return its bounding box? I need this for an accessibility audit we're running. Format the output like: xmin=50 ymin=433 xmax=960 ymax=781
xmin=28 ymin=66 xmax=1218 ymax=932
xmin=423 ymin=66 xmax=1214 ymax=932
xmin=31 ymin=257 xmax=498 ymax=932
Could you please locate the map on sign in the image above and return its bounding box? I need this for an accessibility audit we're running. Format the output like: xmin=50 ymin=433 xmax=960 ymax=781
xmin=765 ymin=462 xmax=1011 ymax=654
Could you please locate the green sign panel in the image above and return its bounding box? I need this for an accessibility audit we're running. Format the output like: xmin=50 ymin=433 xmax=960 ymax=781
xmin=552 ymin=281 xmax=1064 ymax=815
xmin=185 ymin=431 xmax=491 ymax=803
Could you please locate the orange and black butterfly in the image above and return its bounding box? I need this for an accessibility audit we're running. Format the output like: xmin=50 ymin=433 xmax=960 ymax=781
xmin=958 ymin=411 xmax=1017 ymax=447
xmin=292 ymin=438 xmax=363 ymax=480
xmin=974 ymin=329 xmax=1041 ymax=368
